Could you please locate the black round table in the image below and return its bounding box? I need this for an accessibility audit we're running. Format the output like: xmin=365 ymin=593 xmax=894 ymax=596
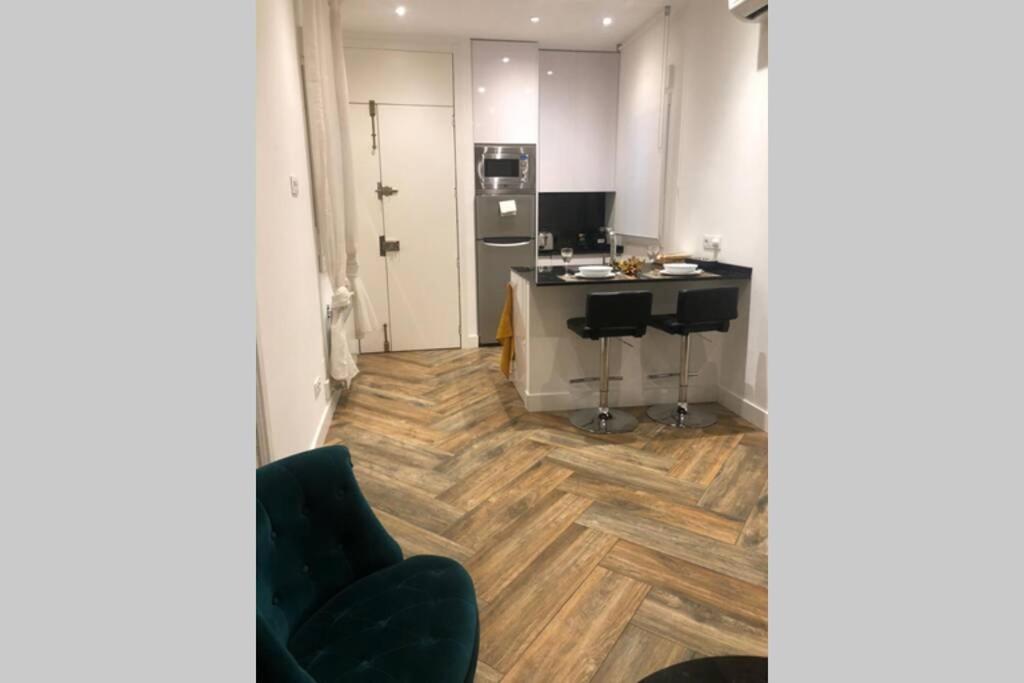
xmin=639 ymin=656 xmax=768 ymax=682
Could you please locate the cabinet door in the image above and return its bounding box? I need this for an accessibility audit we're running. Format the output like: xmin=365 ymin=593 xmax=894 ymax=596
xmin=472 ymin=40 xmax=539 ymax=143
xmin=539 ymin=50 xmax=619 ymax=192
xmin=614 ymin=17 xmax=667 ymax=238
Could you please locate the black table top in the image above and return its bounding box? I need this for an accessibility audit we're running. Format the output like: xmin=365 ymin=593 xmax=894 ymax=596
xmin=512 ymin=259 xmax=752 ymax=287
xmin=640 ymin=656 xmax=767 ymax=683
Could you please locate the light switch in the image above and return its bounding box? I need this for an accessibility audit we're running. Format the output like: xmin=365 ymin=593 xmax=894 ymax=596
xmin=289 ymin=175 xmax=299 ymax=198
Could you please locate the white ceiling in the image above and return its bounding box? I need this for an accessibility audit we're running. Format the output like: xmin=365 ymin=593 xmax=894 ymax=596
xmin=339 ymin=0 xmax=673 ymax=51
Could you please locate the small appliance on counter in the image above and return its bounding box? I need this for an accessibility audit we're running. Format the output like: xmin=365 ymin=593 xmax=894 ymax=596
xmin=538 ymin=231 xmax=554 ymax=251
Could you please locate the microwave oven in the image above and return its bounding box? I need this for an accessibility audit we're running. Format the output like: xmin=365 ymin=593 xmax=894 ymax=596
xmin=475 ymin=144 xmax=536 ymax=194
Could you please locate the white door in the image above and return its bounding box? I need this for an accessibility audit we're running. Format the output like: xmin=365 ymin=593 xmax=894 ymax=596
xmin=376 ymin=105 xmax=460 ymax=351
xmin=345 ymin=49 xmax=461 ymax=353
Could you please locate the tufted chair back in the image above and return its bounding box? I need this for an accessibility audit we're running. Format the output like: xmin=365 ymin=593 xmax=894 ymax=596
xmin=256 ymin=446 xmax=403 ymax=671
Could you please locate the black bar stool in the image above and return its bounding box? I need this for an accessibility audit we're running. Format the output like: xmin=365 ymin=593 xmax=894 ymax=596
xmin=566 ymin=291 xmax=653 ymax=434
xmin=646 ymin=287 xmax=739 ymax=428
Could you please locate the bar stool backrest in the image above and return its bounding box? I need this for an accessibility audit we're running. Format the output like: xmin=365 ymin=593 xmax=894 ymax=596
xmin=677 ymin=288 xmax=739 ymax=328
xmin=585 ymin=291 xmax=653 ymax=338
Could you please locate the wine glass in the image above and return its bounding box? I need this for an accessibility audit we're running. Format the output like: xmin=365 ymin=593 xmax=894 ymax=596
xmin=560 ymin=247 xmax=574 ymax=271
xmin=646 ymin=242 xmax=663 ymax=264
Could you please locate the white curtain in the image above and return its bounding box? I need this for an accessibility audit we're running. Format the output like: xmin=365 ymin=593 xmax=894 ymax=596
xmin=300 ymin=0 xmax=380 ymax=384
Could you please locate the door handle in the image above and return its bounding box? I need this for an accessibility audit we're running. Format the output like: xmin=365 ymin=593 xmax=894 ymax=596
xmin=379 ymin=235 xmax=400 ymax=256
xmin=483 ymin=240 xmax=531 ymax=248
xmin=376 ymin=182 xmax=399 ymax=200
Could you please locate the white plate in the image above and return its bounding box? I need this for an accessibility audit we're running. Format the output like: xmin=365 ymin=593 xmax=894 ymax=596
xmin=662 ymin=266 xmax=699 ymax=275
xmin=575 ymin=272 xmax=616 ymax=279
xmin=658 ymin=268 xmax=702 ymax=276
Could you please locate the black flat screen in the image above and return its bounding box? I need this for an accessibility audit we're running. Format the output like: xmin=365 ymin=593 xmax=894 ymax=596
xmin=484 ymin=158 xmax=519 ymax=178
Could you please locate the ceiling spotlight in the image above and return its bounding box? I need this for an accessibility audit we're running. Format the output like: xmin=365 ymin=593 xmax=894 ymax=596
xmin=502 ymin=56 xmax=510 ymax=63
xmin=395 ymin=6 xmax=406 ymax=17
xmin=530 ymin=16 xmax=540 ymax=24
xmin=546 ymin=70 xmax=554 ymax=76
xmin=477 ymin=86 xmax=486 ymax=93
xmin=602 ymin=16 xmax=613 ymax=26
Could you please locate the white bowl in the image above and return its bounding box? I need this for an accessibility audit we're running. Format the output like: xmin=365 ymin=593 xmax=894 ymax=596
xmin=578 ymin=265 xmax=614 ymax=276
xmin=663 ymin=262 xmax=698 ymax=274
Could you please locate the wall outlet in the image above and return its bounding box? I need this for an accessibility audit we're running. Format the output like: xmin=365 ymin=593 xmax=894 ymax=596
xmin=702 ymin=234 xmax=722 ymax=251
xmin=313 ymin=377 xmax=322 ymax=399
xmin=289 ymin=175 xmax=300 ymax=198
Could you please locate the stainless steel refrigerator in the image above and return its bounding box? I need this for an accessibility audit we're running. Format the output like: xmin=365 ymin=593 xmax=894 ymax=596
xmin=475 ymin=193 xmax=535 ymax=345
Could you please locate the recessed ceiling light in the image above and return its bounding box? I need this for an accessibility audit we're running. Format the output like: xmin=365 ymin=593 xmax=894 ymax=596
xmin=602 ymin=16 xmax=614 ymax=27
xmin=546 ymin=70 xmax=554 ymax=76
xmin=477 ymin=86 xmax=486 ymax=93
xmin=530 ymin=17 xmax=540 ymax=24
xmin=395 ymin=6 xmax=406 ymax=17
xmin=501 ymin=57 xmax=510 ymax=63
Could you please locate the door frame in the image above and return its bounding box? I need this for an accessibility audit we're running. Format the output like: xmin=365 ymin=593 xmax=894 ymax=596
xmin=341 ymin=34 xmax=480 ymax=350
xmin=344 ymin=45 xmax=464 ymax=353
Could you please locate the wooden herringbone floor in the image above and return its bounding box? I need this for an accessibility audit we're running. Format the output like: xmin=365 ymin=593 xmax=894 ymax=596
xmin=325 ymin=348 xmax=768 ymax=683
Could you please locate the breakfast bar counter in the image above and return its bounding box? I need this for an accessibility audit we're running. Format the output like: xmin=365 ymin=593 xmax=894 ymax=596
xmin=517 ymin=260 xmax=753 ymax=286
xmin=508 ymin=262 xmax=752 ymax=412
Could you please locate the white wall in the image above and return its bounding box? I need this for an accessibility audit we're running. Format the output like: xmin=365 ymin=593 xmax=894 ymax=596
xmin=662 ymin=1 xmax=768 ymax=427
xmin=256 ymin=0 xmax=335 ymax=458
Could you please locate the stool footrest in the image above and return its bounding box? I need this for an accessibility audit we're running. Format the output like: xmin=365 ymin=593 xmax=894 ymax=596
xmin=646 ymin=371 xmax=701 ymax=380
xmin=569 ymin=376 xmax=623 ymax=384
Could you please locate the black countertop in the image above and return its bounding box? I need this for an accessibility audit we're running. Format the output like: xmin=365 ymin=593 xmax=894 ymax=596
xmin=512 ymin=259 xmax=752 ymax=287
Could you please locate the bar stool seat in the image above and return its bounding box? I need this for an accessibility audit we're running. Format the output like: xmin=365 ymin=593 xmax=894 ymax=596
xmin=647 ymin=315 xmax=732 ymax=336
xmin=647 ymin=287 xmax=739 ymax=429
xmin=566 ymin=317 xmax=651 ymax=340
xmin=566 ymin=291 xmax=653 ymax=434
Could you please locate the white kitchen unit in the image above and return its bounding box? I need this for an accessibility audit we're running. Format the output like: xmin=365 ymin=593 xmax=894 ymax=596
xmin=510 ymin=269 xmax=750 ymax=412
xmin=471 ymin=40 xmax=539 ymax=143
xmin=538 ymin=50 xmax=619 ymax=192
xmin=614 ymin=13 xmax=669 ymax=238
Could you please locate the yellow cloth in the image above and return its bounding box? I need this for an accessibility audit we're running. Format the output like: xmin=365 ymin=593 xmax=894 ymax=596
xmin=497 ymin=283 xmax=515 ymax=378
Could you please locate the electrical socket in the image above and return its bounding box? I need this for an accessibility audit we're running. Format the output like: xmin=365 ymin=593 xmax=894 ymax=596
xmin=313 ymin=377 xmax=322 ymax=399
xmin=702 ymin=234 xmax=722 ymax=250
xmin=290 ymin=175 xmax=300 ymax=198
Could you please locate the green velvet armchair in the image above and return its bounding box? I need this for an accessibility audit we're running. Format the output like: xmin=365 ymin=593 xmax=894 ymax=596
xmin=256 ymin=446 xmax=479 ymax=682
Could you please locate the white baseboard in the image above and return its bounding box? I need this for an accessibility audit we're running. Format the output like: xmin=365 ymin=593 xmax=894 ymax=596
xmin=311 ymin=388 xmax=343 ymax=450
xmin=717 ymin=385 xmax=768 ymax=431
xmin=463 ymin=333 xmax=479 ymax=349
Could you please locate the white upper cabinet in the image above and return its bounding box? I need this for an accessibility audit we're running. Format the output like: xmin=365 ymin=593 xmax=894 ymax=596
xmin=471 ymin=40 xmax=539 ymax=144
xmin=538 ymin=50 xmax=619 ymax=192
xmin=614 ymin=15 xmax=668 ymax=238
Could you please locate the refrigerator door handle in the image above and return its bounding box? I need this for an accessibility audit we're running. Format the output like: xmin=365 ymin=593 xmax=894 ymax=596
xmin=482 ymin=240 xmax=532 ymax=248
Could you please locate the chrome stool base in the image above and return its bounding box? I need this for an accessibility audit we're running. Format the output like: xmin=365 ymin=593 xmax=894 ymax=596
xmin=647 ymin=403 xmax=718 ymax=429
xmin=570 ymin=408 xmax=639 ymax=434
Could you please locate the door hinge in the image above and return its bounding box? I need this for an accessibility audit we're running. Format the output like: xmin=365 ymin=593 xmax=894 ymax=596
xmin=368 ymin=100 xmax=378 ymax=154
xmin=379 ymin=235 xmax=401 ymax=256
xmin=376 ymin=181 xmax=399 ymax=200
